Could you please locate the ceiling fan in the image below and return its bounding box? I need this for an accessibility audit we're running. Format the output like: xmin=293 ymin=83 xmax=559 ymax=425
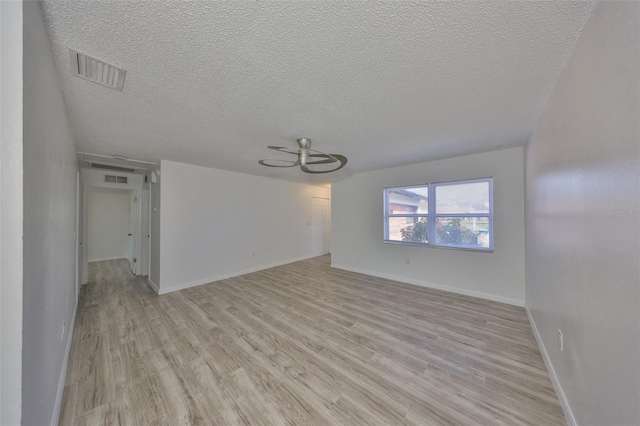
xmin=259 ymin=138 xmax=347 ymax=174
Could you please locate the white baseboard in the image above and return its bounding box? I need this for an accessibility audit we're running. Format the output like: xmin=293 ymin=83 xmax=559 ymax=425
xmin=526 ymin=307 xmax=575 ymax=426
xmin=330 ymin=263 xmax=524 ymax=307
xmin=158 ymin=254 xmax=319 ymax=295
xmin=88 ymin=256 xmax=126 ymax=262
xmin=51 ymin=298 xmax=78 ymax=426
xmin=147 ymin=278 xmax=160 ymax=294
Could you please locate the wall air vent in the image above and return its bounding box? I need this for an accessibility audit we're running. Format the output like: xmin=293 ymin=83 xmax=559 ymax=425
xmin=69 ymin=49 xmax=126 ymax=91
xmin=91 ymin=163 xmax=136 ymax=173
xmin=104 ymin=175 xmax=128 ymax=184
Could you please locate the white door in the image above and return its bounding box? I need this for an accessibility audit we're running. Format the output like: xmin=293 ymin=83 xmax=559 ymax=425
xmin=127 ymin=190 xmax=138 ymax=274
xmin=312 ymin=198 xmax=330 ymax=256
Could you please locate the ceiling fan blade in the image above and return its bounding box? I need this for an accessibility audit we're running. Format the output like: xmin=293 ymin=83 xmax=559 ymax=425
xmin=306 ymin=154 xmax=338 ymax=165
xmin=330 ymin=154 xmax=348 ymax=166
xmin=267 ymin=146 xmax=301 ymax=156
xmin=300 ymin=155 xmax=347 ymax=173
xmin=258 ymin=159 xmax=300 ymax=168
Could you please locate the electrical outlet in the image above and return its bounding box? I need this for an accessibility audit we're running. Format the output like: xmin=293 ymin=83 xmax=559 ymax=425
xmin=558 ymin=329 xmax=563 ymax=352
xmin=404 ymin=258 xmax=410 ymax=265
xmin=62 ymin=322 xmax=66 ymax=339
xmin=252 ymin=252 xmax=256 ymax=258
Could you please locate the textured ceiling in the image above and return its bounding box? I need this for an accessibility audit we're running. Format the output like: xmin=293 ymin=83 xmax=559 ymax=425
xmin=41 ymin=1 xmax=594 ymax=184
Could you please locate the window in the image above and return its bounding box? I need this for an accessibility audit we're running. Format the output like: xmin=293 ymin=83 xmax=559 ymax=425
xmin=384 ymin=178 xmax=493 ymax=251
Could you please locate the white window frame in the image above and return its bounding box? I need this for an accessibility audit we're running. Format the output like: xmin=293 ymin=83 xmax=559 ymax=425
xmin=383 ymin=177 xmax=493 ymax=252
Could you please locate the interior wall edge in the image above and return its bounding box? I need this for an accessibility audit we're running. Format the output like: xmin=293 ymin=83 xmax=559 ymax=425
xmin=147 ymin=278 xmax=160 ymax=295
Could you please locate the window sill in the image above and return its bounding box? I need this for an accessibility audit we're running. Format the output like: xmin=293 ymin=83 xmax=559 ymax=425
xmin=383 ymin=240 xmax=494 ymax=253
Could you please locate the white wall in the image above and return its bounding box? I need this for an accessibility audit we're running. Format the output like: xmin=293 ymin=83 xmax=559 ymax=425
xmin=87 ymin=187 xmax=131 ymax=261
xmin=525 ymin=2 xmax=639 ymax=425
xmin=331 ymin=147 xmax=525 ymax=306
xmin=22 ymin=2 xmax=79 ymax=425
xmin=157 ymin=160 xmax=331 ymax=293
xmin=0 ymin=1 xmax=23 ymax=424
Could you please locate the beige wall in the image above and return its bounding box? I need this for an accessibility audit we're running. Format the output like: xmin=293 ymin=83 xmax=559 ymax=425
xmin=525 ymin=2 xmax=639 ymax=425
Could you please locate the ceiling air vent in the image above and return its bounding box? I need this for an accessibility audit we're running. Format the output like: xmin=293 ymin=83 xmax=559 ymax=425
xmin=105 ymin=175 xmax=128 ymax=184
xmin=91 ymin=163 xmax=136 ymax=173
xmin=69 ymin=49 xmax=126 ymax=91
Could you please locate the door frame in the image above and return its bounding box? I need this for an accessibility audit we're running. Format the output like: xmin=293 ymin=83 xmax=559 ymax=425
xmin=75 ymin=171 xmax=81 ymax=299
xmin=127 ymin=190 xmax=138 ymax=274
xmin=82 ymin=183 xmax=142 ymax=283
xmin=139 ymin=188 xmax=150 ymax=276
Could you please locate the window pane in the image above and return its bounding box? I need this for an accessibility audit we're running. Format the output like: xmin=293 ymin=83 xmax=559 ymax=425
xmin=436 ymin=181 xmax=490 ymax=214
xmin=386 ymin=186 xmax=428 ymax=214
xmin=387 ymin=216 xmax=428 ymax=243
xmin=435 ymin=217 xmax=490 ymax=248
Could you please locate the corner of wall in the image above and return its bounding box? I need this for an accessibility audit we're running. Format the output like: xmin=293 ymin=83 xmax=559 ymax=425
xmin=147 ymin=278 xmax=160 ymax=294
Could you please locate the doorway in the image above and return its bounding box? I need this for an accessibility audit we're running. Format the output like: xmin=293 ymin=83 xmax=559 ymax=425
xmin=84 ymin=186 xmax=139 ymax=277
xmin=312 ymin=197 xmax=330 ymax=256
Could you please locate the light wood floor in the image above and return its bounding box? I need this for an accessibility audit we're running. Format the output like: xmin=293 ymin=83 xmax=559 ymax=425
xmin=60 ymin=256 xmax=564 ymax=425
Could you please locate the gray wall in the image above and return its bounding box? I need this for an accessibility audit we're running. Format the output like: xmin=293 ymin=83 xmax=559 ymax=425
xmin=0 ymin=1 xmax=24 ymax=424
xmin=23 ymin=2 xmax=79 ymax=425
xmin=525 ymin=2 xmax=639 ymax=425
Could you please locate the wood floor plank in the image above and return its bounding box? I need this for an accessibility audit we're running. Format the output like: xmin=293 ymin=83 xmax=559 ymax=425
xmin=266 ymin=380 xmax=333 ymax=425
xmin=58 ymin=383 xmax=77 ymax=426
xmin=74 ymin=333 xmax=115 ymax=416
xmin=59 ymin=256 xmax=565 ymax=425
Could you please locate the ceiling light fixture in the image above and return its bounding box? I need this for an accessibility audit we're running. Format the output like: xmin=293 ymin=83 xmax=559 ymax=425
xmin=259 ymin=138 xmax=347 ymax=174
